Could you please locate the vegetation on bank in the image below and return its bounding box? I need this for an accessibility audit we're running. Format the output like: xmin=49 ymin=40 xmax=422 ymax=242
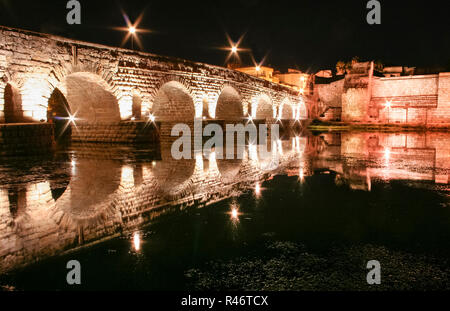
xmin=185 ymin=240 xmax=450 ymax=291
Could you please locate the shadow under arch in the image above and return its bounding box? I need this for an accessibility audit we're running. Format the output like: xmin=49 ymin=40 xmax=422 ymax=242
xmin=48 ymin=72 xmax=121 ymax=142
xmin=216 ymin=86 xmax=243 ymax=121
xmin=152 ymin=81 xmax=195 ymax=122
xmin=132 ymin=91 xmax=142 ymax=120
xmin=48 ymin=88 xmax=71 ymax=142
xmin=4 ymin=83 xmax=27 ymax=123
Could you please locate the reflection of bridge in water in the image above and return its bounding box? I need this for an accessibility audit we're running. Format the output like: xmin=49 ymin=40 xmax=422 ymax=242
xmin=0 ymin=132 xmax=307 ymax=273
xmin=0 ymin=131 xmax=449 ymax=273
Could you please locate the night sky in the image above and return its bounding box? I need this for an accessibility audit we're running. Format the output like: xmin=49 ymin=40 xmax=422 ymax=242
xmin=1 ymin=0 xmax=449 ymax=73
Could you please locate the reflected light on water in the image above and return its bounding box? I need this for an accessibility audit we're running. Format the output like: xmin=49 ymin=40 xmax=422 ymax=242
xmin=384 ymin=147 xmax=391 ymax=162
xmin=255 ymin=183 xmax=261 ymax=197
xmin=299 ymin=168 xmax=304 ymax=182
xmin=133 ymin=232 xmax=141 ymax=252
xmin=71 ymin=159 xmax=76 ymax=174
xmin=228 ymin=203 xmax=242 ymax=222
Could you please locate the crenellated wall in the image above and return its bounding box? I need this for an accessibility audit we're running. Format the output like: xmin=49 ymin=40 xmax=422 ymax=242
xmin=316 ymin=63 xmax=450 ymax=127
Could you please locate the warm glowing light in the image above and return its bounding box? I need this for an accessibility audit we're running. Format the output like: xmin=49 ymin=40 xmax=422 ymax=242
xmin=247 ymin=115 xmax=254 ymax=124
xmin=256 ymin=66 xmax=261 ymax=72
xmin=131 ymin=117 xmax=136 ymax=121
xmin=133 ymin=232 xmax=141 ymax=251
xmin=71 ymin=159 xmax=76 ymax=174
xmin=299 ymin=168 xmax=304 ymax=181
xmin=68 ymin=115 xmax=76 ymax=123
xmin=152 ymin=161 xmax=157 ymax=167
xmin=120 ymin=165 xmax=135 ymax=188
xmin=231 ymin=208 xmax=238 ymax=219
xmin=255 ymin=183 xmax=261 ymax=196
xmin=231 ymin=46 xmax=238 ymax=53
xmin=114 ymin=10 xmax=152 ymax=50
xmin=148 ymin=114 xmax=156 ymax=122
xmin=384 ymin=147 xmax=391 ymax=161
xmin=385 ymin=101 xmax=392 ymax=109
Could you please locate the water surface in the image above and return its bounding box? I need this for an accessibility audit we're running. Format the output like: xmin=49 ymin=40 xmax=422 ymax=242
xmin=0 ymin=131 xmax=449 ymax=290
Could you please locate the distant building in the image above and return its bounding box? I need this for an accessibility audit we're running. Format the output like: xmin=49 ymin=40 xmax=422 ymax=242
xmin=314 ymin=60 xmax=450 ymax=127
xmin=383 ymin=66 xmax=416 ymax=77
xmin=235 ymin=66 xmax=275 ymax=83
xmin=315 ymin=70 xmax=333 ymax=78
xmin=235 ymin=66 xmax=310 ymax=92
xmin=274 ymin=69 xmax=309 ymax=91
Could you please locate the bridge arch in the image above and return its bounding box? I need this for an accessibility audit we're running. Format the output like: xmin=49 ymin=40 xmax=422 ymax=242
xmin=151 ymin=81 xmax=195 ymax=122
xmin=49 ymin=72 xmax=121 ymax=124
xmin=279 ymin=98 xmax=294 ymax=120
xmin=215 ymin=86 xmax=243 ymax=121
xmin=254 ymin=93 xmax=274 ymax=120
xmin=297 ymin=99 xmax=308 ymax=120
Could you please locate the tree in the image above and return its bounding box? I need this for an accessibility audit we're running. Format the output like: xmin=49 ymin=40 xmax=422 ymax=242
xmin=374 ymin=60 xmax=384 ymax=72
xmin=336 ymin=60 xmax=346 ymax=75
xmin=351 ymin=56 xmax=361 ymax=64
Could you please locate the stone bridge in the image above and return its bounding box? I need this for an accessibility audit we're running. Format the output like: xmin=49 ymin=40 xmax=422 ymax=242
xmin=0 ymin=26 xmax=308 ymax=143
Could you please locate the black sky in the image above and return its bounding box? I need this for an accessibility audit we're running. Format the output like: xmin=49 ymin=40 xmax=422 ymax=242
xmin=1 ymin=0 xmax=449 ymax=72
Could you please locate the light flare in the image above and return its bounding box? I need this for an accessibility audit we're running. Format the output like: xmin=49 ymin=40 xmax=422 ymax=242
xmin=255 ymin=182 xmax=261 ymax=196
xmin=133 ymin=232 xmax=141 ymax=252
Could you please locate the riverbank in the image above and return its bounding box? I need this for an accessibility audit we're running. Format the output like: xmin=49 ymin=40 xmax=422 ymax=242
xmin=307 ymin=121 xmax=450 ymax=132
xmin=185 ymin=239 xmax=450 ymax=291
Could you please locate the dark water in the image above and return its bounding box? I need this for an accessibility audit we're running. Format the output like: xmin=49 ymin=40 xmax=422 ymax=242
xmin=0 ymin=131 xmax=449 ymax=291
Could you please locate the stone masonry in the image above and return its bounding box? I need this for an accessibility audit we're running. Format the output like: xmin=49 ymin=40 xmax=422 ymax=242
xmin=0 ymin=26 xmax=307 ymax=142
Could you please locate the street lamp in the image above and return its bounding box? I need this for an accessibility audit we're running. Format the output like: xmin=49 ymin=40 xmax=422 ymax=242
xmin=129 ymin=26 xmax=136 ymax=49
xmin=114 ymin=10 xmax=152 ymax=51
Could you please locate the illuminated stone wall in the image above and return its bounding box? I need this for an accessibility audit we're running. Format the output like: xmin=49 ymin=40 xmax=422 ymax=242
xmin=342 ymin=88 xmax=369 ymax=123
xmin=371 ymin=75 xmax=441 ymax=125
xmin=316 ymin=79 xmax=344 ymax=121
xmin=71 ymin=121 xmax=160 ymax=144
xmin=316 ymin=71 xmax=450 ymax=127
